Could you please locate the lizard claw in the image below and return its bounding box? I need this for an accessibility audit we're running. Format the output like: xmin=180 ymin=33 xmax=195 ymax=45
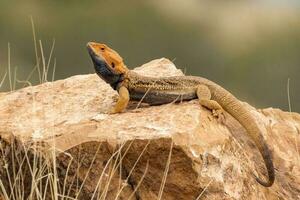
xmin=111 ymin=95 xmax=119 ymax=102
xmin=108 ymin=108 xmax=120 ymax=114
xmin=130 ymin=109 xmax=143 ymax=113
xmin=212 ymin=109 xmax=225 ymax=123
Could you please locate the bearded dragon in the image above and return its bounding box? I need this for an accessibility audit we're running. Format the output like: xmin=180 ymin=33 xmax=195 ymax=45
xmin=86 ymin=42 xmax=275 ymax=187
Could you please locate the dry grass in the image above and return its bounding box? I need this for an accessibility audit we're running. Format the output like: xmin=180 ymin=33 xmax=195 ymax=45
xmin=0 ymin=20 xmax=172 ymax=200
xmin=0 ymin=22 xmax=229 ymax=199
xmin=287 ymin=78 xmax=300 ymax=166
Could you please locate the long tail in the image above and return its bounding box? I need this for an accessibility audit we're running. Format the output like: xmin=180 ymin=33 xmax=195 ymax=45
xmin=212 ymin=85 xmax=275 ymax=187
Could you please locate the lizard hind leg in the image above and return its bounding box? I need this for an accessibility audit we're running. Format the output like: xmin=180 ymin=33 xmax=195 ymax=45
xmin=197 ymin=85 xmax=225 ymax=121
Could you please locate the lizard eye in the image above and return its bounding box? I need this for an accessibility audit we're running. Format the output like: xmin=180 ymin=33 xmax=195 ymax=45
xmin=100 ymin=47 xmax=105 ymax=51
xmin=111 ymin=62 xmax=115 ymax=68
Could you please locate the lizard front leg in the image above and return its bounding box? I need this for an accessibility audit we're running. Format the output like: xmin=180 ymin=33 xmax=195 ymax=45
xmin=110 ymin=86 xmax=130 ymax=114
xmin=196 ymin=85 xmax=224 ymax=120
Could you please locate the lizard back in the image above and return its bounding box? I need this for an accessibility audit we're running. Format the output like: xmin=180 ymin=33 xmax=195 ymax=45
xmin=125 ymin=71 xmax=202 ymax=105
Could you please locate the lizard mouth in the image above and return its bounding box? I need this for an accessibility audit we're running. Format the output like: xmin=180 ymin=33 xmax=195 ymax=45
xmin=87 ymin=43 xmax=103 ymax=59
xmin=86 ymin=43 xmax=108 ymax=66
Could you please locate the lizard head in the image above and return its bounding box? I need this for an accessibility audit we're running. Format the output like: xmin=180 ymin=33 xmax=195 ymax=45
xmin=87 ymin=42 xmax=128 ymax=89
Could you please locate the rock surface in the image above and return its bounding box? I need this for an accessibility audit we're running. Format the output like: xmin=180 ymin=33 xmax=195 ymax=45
xmin=0 ymin=58 xmax=300 ymax=199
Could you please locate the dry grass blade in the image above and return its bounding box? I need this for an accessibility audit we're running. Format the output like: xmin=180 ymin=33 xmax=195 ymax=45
xmin=39 ymin=40 xmax=47 ymax=83
xmin=90 ymin=152 xmax=117 ymax=199
xmin=0 ymin=71 xmax=7 ymax=88
xmin=195 ymin=179 xmax=213 ymax=200
xmin=135 ymin=81 xmax=181 ymax=110
xmin=21 ymin=63 xmax=38 ymax=87
xmin=90 ymin=143 xmax=128 ymax=200
xmin=7 ymin=43 xmax=12 ymax=91
xmin=287 ymin=78 xmax=292 ymax=112
xmin=16 ymin=79 xmax=32 ymax=87
xmin=0 ymin=141 xmax=16 ymax=200
xmin=52 ymin=58 xmax=57 ymax=82
xmin=135 ymin=87 xmax=152 ymax=110
xmin=0 ymin=180 xmax=10 ymax=200
xmin=157 ymin=140 xmax=173 ymax=200
xmin=46 ymin=39 xmax=56 ymax=79
xmin=10 ymin=141 xmax=16 ymax=199
xmin=98 ymin=140 xmax=135 ymax=199
xmin=30 ymin=16 xmax=41 ymax=83
xmin=74 ymin=143 xmax=102 ymax=200
xmin=66 ymin=151 xmax=86 ymax=198
xmin=128 ymin=160 xmax=149 ymax=200
xmin=61 ymin=152 xmax=74 ymax=200
xmin=114 ymin=140 xmax=151 ymax=200
xmin=135 ymin=79 xmax=159 ymax=110
xmin=13 ymin=67 xmax=17 ymax=90
xmin=49 ymin=148 xmax=59 ymax=200
xmin=296 ymin=126 xmax=300 ymax=166
xmin=286 ymin=79 xmax=299 ymax=165
xmin=98 ymin=141 xmax=135 ymax=200
xmin=22 ymin=144 xmax=45 ymax=200
xmin=99 ymin=146 xmax=125 ymax=200
xmin=57 ymin=194 xmax=77 ymax=200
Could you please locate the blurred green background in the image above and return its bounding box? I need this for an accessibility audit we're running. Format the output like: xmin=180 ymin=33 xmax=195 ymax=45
xmin=0 ymin=0 xmax=299 ymax=112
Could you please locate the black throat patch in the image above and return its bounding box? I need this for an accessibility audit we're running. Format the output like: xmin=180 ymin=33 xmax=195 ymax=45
xmin=92 ymin=57 xmax=123 ymax=90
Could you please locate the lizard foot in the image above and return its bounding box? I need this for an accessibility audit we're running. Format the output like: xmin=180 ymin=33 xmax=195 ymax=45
xmin=212 ymin=109 xmax=225 ymax=123
xmin=129 ymin=109 xmax=143 ymax=113
xmin=108 ymin=108 xmax=122 ymax=114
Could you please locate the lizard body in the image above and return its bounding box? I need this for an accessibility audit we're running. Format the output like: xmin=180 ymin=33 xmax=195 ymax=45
xmin=87 ymin=42 xmax=275 ymax=187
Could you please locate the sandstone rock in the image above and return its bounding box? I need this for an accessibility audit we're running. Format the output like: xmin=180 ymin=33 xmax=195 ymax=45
xmin=0 ymin=58 xmax=299 ymax=199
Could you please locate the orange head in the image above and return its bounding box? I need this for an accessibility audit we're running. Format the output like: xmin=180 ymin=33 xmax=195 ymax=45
xmin=87 ymin=42 xmax=128 ymax=74
xmin=87 ymin=42 xmax=128 ymax=89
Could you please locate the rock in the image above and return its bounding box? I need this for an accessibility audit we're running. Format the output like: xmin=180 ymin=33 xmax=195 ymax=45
xmin=0 ymin=58 xmax=300 ymax=200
